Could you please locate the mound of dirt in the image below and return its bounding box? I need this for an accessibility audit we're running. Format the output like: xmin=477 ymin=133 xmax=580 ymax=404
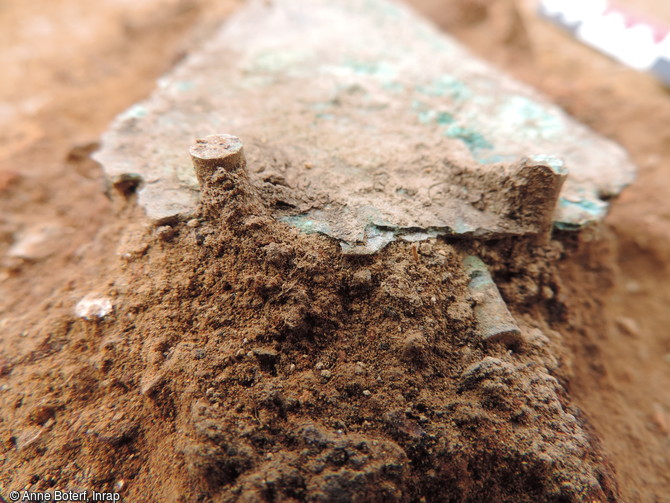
xmin=1 ymin=150 xmax=619 ymax=501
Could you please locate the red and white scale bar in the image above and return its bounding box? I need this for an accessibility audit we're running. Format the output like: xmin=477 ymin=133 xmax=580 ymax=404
xmin=539 ymin=0 xmax=670 ymax=85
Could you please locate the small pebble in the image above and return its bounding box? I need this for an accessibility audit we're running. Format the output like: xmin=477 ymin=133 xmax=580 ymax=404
xmin=320 ymin=369 xmax=332 ymax=379
xmin=625 ymin=280 xmax=641 ymax=293
xmin=652 ymin=404 xmax=668 ymax=434
xmin=186 ymin=219 xmax=200 ymax=228
xmin=140 ymin=373 xmax=164 ymax=396
xmin=541 ymin=285 xmax=554 ymax=299
xmin=402 ymin=332 xmax=428 ymax=359
xmin=315 ymin=362 xmax=325 ymax=370
xmin=350 ymin=269 xmax=373 ymax=291
xmin=263 ymin=242 xmax=293 ymax=267
xmin=418 ymin=242 xmax=433 ymax=256
xmin=155 ymin=225 xmax=175 ymax=242
xmin=252 ymin=347 xmax=279 ymax=359
xmin=616 ymin=317 xmax=640 ymax=338
xmin=75 ymin=294 xmax=113 ymax=320
xmin=28 ymin=404 xmax=56 ymax=425
xmin=7 ymin=223 xmax=64 ymax=261
xmin=362 ymin=390 xmax=371 ymax=396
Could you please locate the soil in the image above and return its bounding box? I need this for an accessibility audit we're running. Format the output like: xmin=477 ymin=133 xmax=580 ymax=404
xmin=1 ymin=0 xmax=669 ymax=502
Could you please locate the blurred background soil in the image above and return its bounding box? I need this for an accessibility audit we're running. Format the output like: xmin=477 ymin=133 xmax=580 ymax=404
xmin=0 ymin=0 xmax=669 ymax=500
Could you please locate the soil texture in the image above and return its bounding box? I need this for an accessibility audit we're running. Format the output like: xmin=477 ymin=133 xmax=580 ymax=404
xmin=1 ymin=0 xmax=670 ymax=502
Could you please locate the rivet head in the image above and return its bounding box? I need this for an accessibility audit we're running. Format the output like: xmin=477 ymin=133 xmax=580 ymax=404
xmin=189 ymin=134 xmax=245 ymax=187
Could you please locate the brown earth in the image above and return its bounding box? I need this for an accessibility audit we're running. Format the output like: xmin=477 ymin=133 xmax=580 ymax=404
xmin=1 ymin=0 xmax=669 ymax=501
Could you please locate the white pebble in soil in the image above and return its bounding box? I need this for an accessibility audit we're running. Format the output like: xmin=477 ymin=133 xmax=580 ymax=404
xmin=7 ymin=223 xmax=67 ymax=261
xmin=75 ymin=293 xmax=113 ymax=320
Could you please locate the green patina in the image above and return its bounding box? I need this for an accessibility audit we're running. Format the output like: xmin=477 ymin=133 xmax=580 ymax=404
xmin=119 ymin=104 xmax=148 ymax=120
xmin=553 ymin=221 xmax=582 ymax=231
xmin=555 ymin=197 xmax=607 ymax=230
xmin=175 ymin=81 xmax=196 ymax=92
xmin=529 ymin=155 xmax=568 ymax=175
xmin=436 ymin=111 xmax=455 ymax=125
xmin=418 ymin=109 xmax=455 ymax=125
xmin=497 ymin=96 xmax=565 ymax=140
xmin=413 ymin=100 xmax=494 ymax=161
xmin=445 ymin=125 xmax=493 ymax=154
xmin=279 ymin=214 xmax=331 ymax=235
xmin=476 ymin=154 xmax=517 ymax=164
xmin=346 ymin=60 xmax=398 ymax=81
xmin=558 ymin=197 xmax=607 ymax=216
xmin=417 ymin=75 xmax=472 ymax=101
